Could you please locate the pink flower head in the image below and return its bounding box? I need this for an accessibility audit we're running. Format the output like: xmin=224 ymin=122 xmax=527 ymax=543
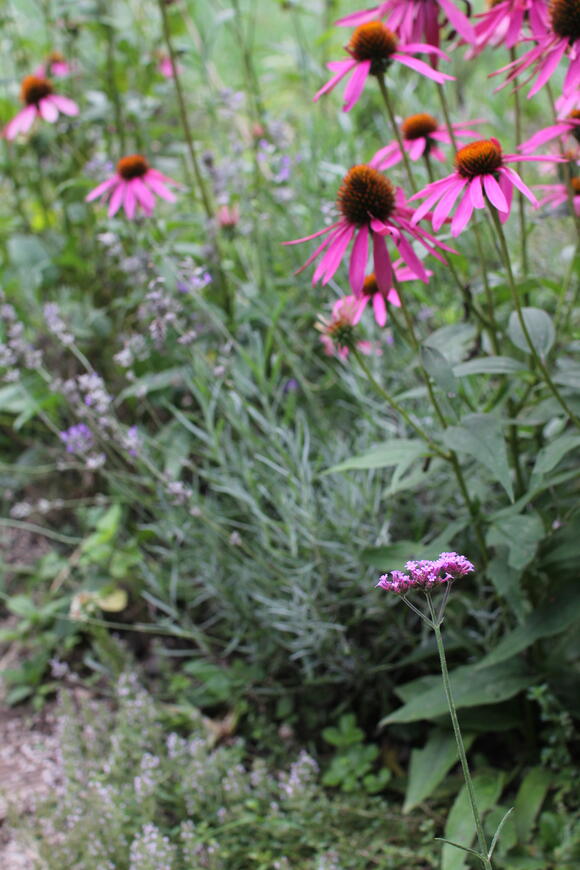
xmin=314 ymin=21 xmax=454 ymax=113
xmin=34 ymin=51 xmax=72 ymax=78
xmin=217 ymin=203 xmax=240 ymax=228
xmin=317 ymin=295 xmax=368 ymax=358
xmin=157 ymin=54 xmax=182 ymax=78
xmin=370 ymin=112 xmax=486 ymax=170
xmin=3 ymin=75 xmax=79 ymax=140
xmin=355 ymin=271 xmax=401 ymax=327
xmin=410 ymin=137 xmax=563 ymax=236
xmin=85 ymin=154 xmax=179 ymax=219
xmin=536 ymin=175 xmax=580 ymax=214
xmin=491 ymin=0 xmax=580 ymax=99
xmin=337 ymin=0 xmax=475 ymax=47
xmin=468 ymin=0 xmax=546 ymax=57
xmin=520 ymin=109 xmax=580 ymax=153
xmin=376 ymin=551 xmax=475 ymax=594
xmin=284 ymin=164 xmax=454 ymax=296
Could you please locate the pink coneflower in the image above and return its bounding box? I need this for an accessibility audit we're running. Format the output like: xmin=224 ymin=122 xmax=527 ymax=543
xmin=536 ymin=175 xmax=580 ymax=214
xmin=376 ymin=551 xmax=475 ymax=594
xmin=3 ymin=75 xmax=78 ymax=140
xmin=34 ymin=51 xmax=72 ymax=78
xmin=468 ymin=0 xmax=546 ymax=56
xmin=85 ymin=154 xmax=179 ymax=218
xmin=520 ymin=109 xmax=580 ymax=152
xmin=317 ymin=295 xmax=370 ymax=357
xmin=410 ymin=138 xmax=562 ymax=235
xmin=356 ymin=272 xmax=401 ymax=326
xmin=284 ymin=164 xmax=453 ymax=295
xmin=491 ymin=0 xmax=580 ymax=99
xmin=337 ymin=1 xmax=475 ymax=47
xmin=157 ymin=54 xmax=182 ymax=78
xmin=370 ymin=112 xmax=485 ymax=170
xmin=217 ymin=203 xmax=240 ymax=228
xmin=314 ymin=21 xmax=454 ymax=113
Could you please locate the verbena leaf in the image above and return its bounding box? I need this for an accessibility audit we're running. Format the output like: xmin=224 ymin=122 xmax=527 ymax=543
xmin=486 ymin=513 xmax=544 ymax=571
xmin=442 ymin=413 xmax=514 ymax=501
xmin=508 ymin=308 xmax=555 ymax=357
xmin=532 ymin=434 xmax=580 ymax=478
xmin=380 ymin=660 xmax=533 ymax=726
xmin=403 ymin=729 xmax=476 ymax=813
xmin=515 ymin=767 xmax=552 ymax=844
xmin=479 ymin=581 xmax=580 ymax=668
xmin=325 ymin=440 xmax=428 ymax=474
xmin=361 ymin=540 xmax=442 ymax=570
xmin=453 ymin=356 xmax=526 ymax=376
xmin=442 ymin=771 xmax=505 ymax=870
xmin=421 ymin=345 xmax=457 ymax=394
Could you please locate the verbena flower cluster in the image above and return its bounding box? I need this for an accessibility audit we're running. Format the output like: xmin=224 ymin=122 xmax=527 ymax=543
xmin=377 ymin=551 xmax=475 ymax=593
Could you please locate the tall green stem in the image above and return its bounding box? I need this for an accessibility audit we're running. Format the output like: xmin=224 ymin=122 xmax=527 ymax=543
xmin=377 ymin=74 xmax=417 ymax=192
xmin=429 ymin=598 xmax=492 ymax=870
xmin=99 ymin=3 xmax=126 ymax=157
xmin=488 ymin=206 xmax=580 ymax=427
xmin=510 ymin=48 xmax=528 ymax=275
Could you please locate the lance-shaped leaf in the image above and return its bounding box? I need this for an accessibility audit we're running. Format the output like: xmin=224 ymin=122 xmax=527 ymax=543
xmin=442 ymin=413 xmax=514 ymax=501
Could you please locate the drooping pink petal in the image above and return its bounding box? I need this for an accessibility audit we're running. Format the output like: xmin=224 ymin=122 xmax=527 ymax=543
xmin=501 ymin=166 xmax=537 ymax=205
xmin=144 ymin=173 xmax=176 ymax=202
xmin=295 ymin=231 xmax=336 ymax=276
xmin=373 ymin=292 xmax=388 ymax=327
xmin=108 ymin=181 xmax=127 ymax=217
xmin=469 ymin=176 xmax=484 ymax=209
xmin=4 ymin=105 xmax=37 ymax=139
xmin=370 ymin=142 xmax=400 ymax=169
xmin=343 ymin=59 xmax=371 ymax=111
xmin=437 ymin=0 xmax=475 ymax=42
xmin=349 ymin=224 xmax=370 ymax=296
xmin=132 ymin=178 xmax=157 ymax=213
xmin=528 ymin=41 xmax=568 ymax=98
xmin=451 ymin=191 xmax=475 ymax=236
xmin=321 ymin=224 xmax=356 ymax=284
xmin=313 ymin=225 xmax=352 ymax=284
xmin=372 ymin=231 xmax=393 ymax=292
xmin=38 ymin=97 xmax=59 ymax=123
xmin=283 ymin=221 xmax=342 ymax=246
xmin=520 ymin=122 xmax=573 ymax=153
xmin=85 ymin=176 xmax=118 ymax=202
xmin=124 ymin=182 xmax=137 ymax=219
xmin=498 ymin=172 xmax=514 ymax=223
xmin=313 ymin=60 xmax=357 ymax=102
xmin=395 ymin=235 xmax=429 ymax=281
xmin=48 ymin=94 xmax=79 ymax=116
xmin=393 ymin=53 xmax=454 ymax=83
xmin=564 ymin=50 xmax=580 ymax=95
xmin=370 ymin=217 xmax=399 ymax=238
xmin=432 ymin=178 xmax=468 ymax=230
xmin=408 ymin=138 xmax=426 ymax=160
xmin=483 ymin=174 xmax=508 ymax=212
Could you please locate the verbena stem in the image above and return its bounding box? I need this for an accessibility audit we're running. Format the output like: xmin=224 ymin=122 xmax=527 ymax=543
xmin=427 ymin=596 xmax=493 ymax=870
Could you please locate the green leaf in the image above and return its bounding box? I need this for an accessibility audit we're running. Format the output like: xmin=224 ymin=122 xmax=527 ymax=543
xmin=424 ymin=323 xmax=476 ymax=364
xmin=361 ymin=539 xmax=443 ymax=570
xmin=531 ymin=434 xmax=580 ymax=478
xmin=486 ymin=551 xmax=525 ymax=621
xmin=515 ymin=768 xmax=552 ymax=844
xmin=421 ymin=345 xmax=457 ymax=394
xmin=488 ymin=806 xmax=515 ymax=858
xmin=380 ymin=660 xmax=533 ymax=726
xmin=325 ymin=439 xmax=428 ymax=474
xmin=486 ymin=513 xmax=544 ymax=571
xmin=508 ymin=308 xmax=555 ymax=357
xmin=442 ymin=413 xmax=514 ymax=501
xmin=117 ymin=366 xmax=189 ymax=400
xmin=403 ymin=729 xmax=476 ymax=813
xmin=479 ymin=581 xmax=580 ymax=668
xmin=453 ymin=356 xmax=526 ymax=376
xmin=442 ymin=771 xmax=505 ymax=870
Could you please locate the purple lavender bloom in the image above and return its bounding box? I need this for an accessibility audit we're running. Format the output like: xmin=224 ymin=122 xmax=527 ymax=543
xmin=59 ymin=423 xmax=94 ymax=454
xmin=376 ymin=552 xmax=475 ymax=595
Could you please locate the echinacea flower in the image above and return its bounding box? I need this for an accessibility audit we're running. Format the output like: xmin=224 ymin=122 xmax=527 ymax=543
xmin=317 ymin=295 xmax=368 ymax=357
xmin=157 ymin=54 xmax=182 ymax=78
xmin=468 ymin=0 xmax=546 ymax=56
xmin=284 ymin=164 xmax=453 ymax=295
xmin=536 ymin=175 xmax=580 ymax=214
xmin=314 ymin=21 xmax=454 ymax=113
xmin=356 ymin=272 xmax=402 ymax=326
xmin=376 ymin=551 xmax=475 ymax=593
xmin=491 ymin=0 xmax=580 ymax=99
xmin=3 ymin=75 xmax=78 ymax=140
xmin=337 ymin=0 xmax=475 ymax=47
xmin=520 ymin=109 xmax=580 ymax=152
xmin=370 ymin=112 xmax=485 ymax=170
xmin=34 ymin=51 xmax=72 ymax=78
xmin=85 ymin=154 xmax=179 ymax=218
xmin=217 ymin=203 xmax=240 ymax=228
xmin=410 ymin=138 xmax=562 ymax=235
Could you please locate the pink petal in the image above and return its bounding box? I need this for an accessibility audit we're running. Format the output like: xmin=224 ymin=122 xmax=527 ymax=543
xmin=393 ymin=54 xmax=454 ymax=83
xmin=399 ymin=43 xmax=451 ymax=60
xmin=132 ymin=178 xmax=157 ymax=212
xmin=321 ymin=224 xmax=356 ymax=284
xmin=469 ymin=176 xmax=484 ymax=209
xmin=343 ymin=60 xmax=371 ymax=112
xmin=144 ymin=174 xmax=176 ymax=202
xmin=395 ymin=235 xmax=429 ymax=282
xmin=432 ymin=178 xmax=468 ymax=230
xmin=283 ymin=221 xmax=341 ymax=246
xmin=108 ymin=181 xmax=127 ymax=217
xmin=369 ymin=142 xmax=400 ymax=169
xmin=483 ymin=174 xmax=508 ymax=212
xmin=313 ymin=226 xmax=351 ymax=283
xmin=372 ymin=231 xmax=393 ymax=293
xmin=408 ymin=138 xmax=426 ymax=160
xmin=451 ymin=191 xmax=475 ymax=236
xmin=4 ymin=105 xmax=36 ymax=139
xmin=295 ymin=230 xmax=337 ymax=275
xmin=39 ymin=97 xmax=59 ymax=122
xmin=373 ymin=293 xmax=387 ymax=327
xmin=48 ymin=94 xmax=79 ymax=116
xmin=500 ymin=166 xmax=537 ymax=205
xmin=528 ymin=41 xmax=568 ymax=98
xmin=313 ymin=60 xmax=357 ymax=102
xmin=437 ymin=0 xmax=475 ymax=42
xmin=349 ymin=224 xmax=369 ymax=296
xmin=124 ymin=183 xmax=137 ymax=219
xmin=85 ymin=175 xmax=118 ymax=202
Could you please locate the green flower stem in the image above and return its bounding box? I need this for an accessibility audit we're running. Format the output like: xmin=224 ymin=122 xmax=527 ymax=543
xmin=394 ymin=283 xmax=489 ymax=565
xmin=428 ymin=596 xmax=493 ymax=870
xmin=510 ymin=48 xmax=529 ymax=275
xmin=488 ymin=205 xmax=580 ymax=427
xmin=352 ymin=348 xmax=449 ymax=459
xmin=377 ymin=74 xmax=417 ymax=193
xmin=99 ymin=4 xmax=126 ymax=156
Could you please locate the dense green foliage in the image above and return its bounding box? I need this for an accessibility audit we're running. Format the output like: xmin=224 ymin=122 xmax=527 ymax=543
xmin=0 ymin=0 xmax=579 ymax=866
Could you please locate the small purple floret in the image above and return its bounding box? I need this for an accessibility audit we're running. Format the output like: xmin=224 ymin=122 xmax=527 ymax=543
xmin=376 ymin=551 xmax=475 ymax=594
xmin=59 ymin=423 xmax=94 ymax=454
